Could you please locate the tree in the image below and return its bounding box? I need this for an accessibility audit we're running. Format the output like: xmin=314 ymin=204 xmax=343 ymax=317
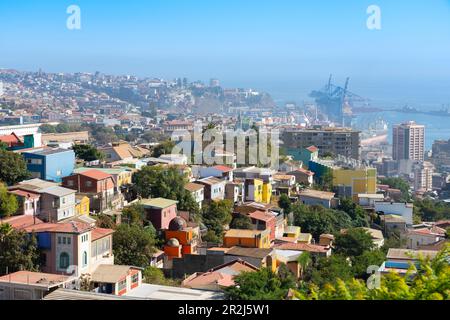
xmin=0 ymin=150 xmax=29 ymax=186
xmin=0 ymin=224 xmax=39 ymax=276
xmin=133 ymin=166 xmax=199 ymax=216
xmin=0 ymin=141 xmax=8 ymax=151
xmin=307 ymin=255 xmax=354 ymax=288
xmin=278 ymin=194 xmax=292 ymax=214
xmin=0 ymin=183 xmax=19 ymax=218
xmin=338 ymin=198 xmax=369 ymax=227
xmin=202 ymin=200 xmax=233 ymax=241
xmin=39 ymin=124 xmax=57 ymax=134
xmin=95 ymin=214 xmax=116 ymax=229
xmin=143 ymin=266 xmax=180 ymax=286
xmin=230 ymin=214 xmax=253 ymax=230
xmin=225 ymin=267 xmax=296 ymax=300
xmin=293 ymin=245 xmax=450 ymax=300
xmin=379 ymin=177 xmax=411 ymax=202
xmin=72 ymin=144 xmax=105 ymax=162
xmin=122 ymin=204 xmax=146 ymax=226
xmin=113 ymin=224 xmax=157 ymax=268
xmin=152 ymin=140 xmax=176 ymax=158
xmin=292 ymin=203 xmax=353 ymax=240
xmin=334 ymin=228 xmax=375 ymax=258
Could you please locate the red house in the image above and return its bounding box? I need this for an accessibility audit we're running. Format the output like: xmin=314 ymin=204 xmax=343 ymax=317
xmin=62 ymin=170 xmax=121 ymax=213
xmin=140 ymin=198 xmax=178 ymax=230
xmin=247 ymin=210 xmax=277 ymax=241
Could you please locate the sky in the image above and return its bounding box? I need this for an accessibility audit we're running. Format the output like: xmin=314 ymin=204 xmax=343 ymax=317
xmin=1 ymin=0 xmax=450 ymax=105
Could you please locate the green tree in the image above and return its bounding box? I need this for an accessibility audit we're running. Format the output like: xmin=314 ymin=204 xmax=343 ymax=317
xmin=230 ymin=214 xmax=253 ymax=230
xmin=95 ymin=214 xmax=116 ymax=229
xmin=72 ymin=144 xmax=105 ymax=162
xmin=122 ymin=204 xmax=146 ymax=226
xmin=278 ymin=194 xmax=292 ymax=214
xmin=113 ymin=224 xmax=157 ymax=268
xmin=202 ymin=200 xmax=233 ymax=241
xmin=133 ymin=166 xmax=199 ymax=216
xmin=0 ymin=150 xmax=29 ymax=186
xmin=225 ymin=267 xmax=296 ymax=300
xmin=0 ymin=224 xmax=39 ymax=276
xmin=334 ymin=228 xmax=375 ymax=257
xmin=143 ymin=266 xmax=180 ymax=286
xmin=292 ymin=203 xmax=353 ymax=240
xmin=0 ymin=183 xmax=19 ymax=218
xmin=307 ymin=255 xmax=354 ymax=288
xmin=339 ymin=198 xmax=369 ymax=227
xmin=152 ymin=140 xmax=176 ymax=158
xmin=0 ymin=141 xmax=8 ymax=151
xmin=379 ymin=177 xmax=411 ymax=202
xmin=39 ymin=124 xmax=57 ymax=134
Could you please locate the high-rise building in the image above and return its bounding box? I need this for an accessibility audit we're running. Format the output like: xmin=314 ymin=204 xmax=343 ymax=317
xmin=282 ymin=127 xmax=361 ymax=160
xmin=393 ymin=121 xmax=425 ymax=161
xmin=413 ymin=161 xmax=434 ymax=192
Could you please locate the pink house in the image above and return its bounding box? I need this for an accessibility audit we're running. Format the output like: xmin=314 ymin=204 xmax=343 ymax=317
xmin=141 ymin=198 xmax=178 ymax=230
xmin=9 ymin=190 xmax=41 ymax=216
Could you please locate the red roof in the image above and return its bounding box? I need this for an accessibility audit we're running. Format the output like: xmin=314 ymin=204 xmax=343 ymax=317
xmin=0 ymin=215 xmax=44 ymax=230
xmin=306 ymin=146 xmax=319 ymax=153
xmin=91 ymin=228 xmax=115 ymax=241
xmin=9 ymin=189 xmax=40 ymax=199
xmin=213 ymin=165 xmax=234 ymax=173
xmin=24 ymin=221 xmax=92 ymax=234
xmin=247 ymin=210 xmax=275 ymax=222
xmin=0 ymin=133 xmax=22 ymax=147
xmin=292 ymin=168 xmax=314 ymax=176
xmin=78 ymin=170 xmax=113 ymax=181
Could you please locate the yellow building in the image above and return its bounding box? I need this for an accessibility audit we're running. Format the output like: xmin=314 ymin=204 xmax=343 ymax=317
xmin=333 ymin=167 xmax=377 ymax=201
xmin=262 ymin=183 xmax=272 ymax=204
xmin=75 ymin=195 xmax=90 ymax=216
xmin=244 ymin=179 xmax=263 ymax=203
xmin=74 ymin=167 xmax=133 ymax=188
xmin=223 ymin=229 xmax=271 ymax=249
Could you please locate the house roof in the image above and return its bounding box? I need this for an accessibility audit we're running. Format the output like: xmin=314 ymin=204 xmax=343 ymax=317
xmin=224 ymin=229 xmax=265 ymax=239
xmin=91 ymin=265 xmax=140 ymax=284
xmin=387 ymin=249 xmax=438 ymax=261
xmin=289 ymin=168 xmax=315 ymax=176
xmin=43 ymin=288 xmax=136 ymax=300
xmin=299 ymin=189 xmax=336 ymax=200
xmin=91 ymin=228 xmax=115 ymax=241
xmin=273 ymin=243 xmax=330 ymax=253
xmin=141 ymin=198 xmax=178 ymax=209
xmin=0 ymin=215 xmax=44 ymax=230
xmin=40 ymin=186 xmax=75 ymax=197
xmin=182 ymin=260 xmax=258 ymax=289
xmin=185 ymin=182 xmax=205 ymax=192
xmin=0 ymin=271 xmax=70 ymax=288
xmin=23 ymin=221 xmax=92 ymax=234
xmin=225 ymin=247 xmax=273 ymax=259
xmin=0 ymin=133 xmax=22 ymax=147
xmin=197 ymin=177 xmax=225 ymax=186
xmin=306 ymin=146 xmax=319 ymax=153
xmin=77 ymin=170 xmax=113 ymax=181
xmin=8 ymin=189 xmax=40 ymax=199
xmin=247 ymin=210 xmax=275 ymax=223
xmin=212 ymin=165 xmax=234 ymax=173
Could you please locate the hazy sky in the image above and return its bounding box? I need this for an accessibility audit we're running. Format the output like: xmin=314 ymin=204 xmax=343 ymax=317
xmin=1 ymin=0 xmax=450 ymax=104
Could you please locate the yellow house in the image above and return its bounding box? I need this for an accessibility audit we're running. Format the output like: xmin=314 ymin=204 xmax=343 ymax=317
xmin=333 ymin=167 xmax=377 ymax=201
xmin=283 ymin=226 xmax=301 ymax=239
xmin=245 ymin=179 xmax=264 ymax=203
xmin=262 ymin=182 xmax=272 ymax=204
xmin=75 ymin=195 xmax=90 ymax=216
xmin=223 ymin=229 xmax=271 ymax=249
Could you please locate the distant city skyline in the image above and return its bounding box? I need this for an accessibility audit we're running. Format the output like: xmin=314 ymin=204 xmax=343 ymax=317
xmin=2 ymin=1 xmax=450 ymax=106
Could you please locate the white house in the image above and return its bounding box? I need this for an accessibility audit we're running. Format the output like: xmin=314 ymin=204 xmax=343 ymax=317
xmin=375 ymin=202 xmax=414 ymax=226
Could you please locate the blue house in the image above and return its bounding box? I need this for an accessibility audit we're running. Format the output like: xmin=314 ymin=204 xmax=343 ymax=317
xmin=23 ymin=149 xmax=75 ymax=183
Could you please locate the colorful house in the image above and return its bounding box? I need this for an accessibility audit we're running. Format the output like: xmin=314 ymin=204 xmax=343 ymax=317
xmin=141 ymin=198 xmax=178 ymax=230
xmin=244 ymin=179 xmax=263 ymax=203
xmin=164 ymin=216 xmax=199 ymax=259
xmin=91 ymin=265 xmax=142 ymax=296
xmin=22 ymin=148 xmax=75 ymax=183
xmin=75 ymin=195 xmax=90 ymax=216
xmin=223 ymin=229 xmax=271 ymax=249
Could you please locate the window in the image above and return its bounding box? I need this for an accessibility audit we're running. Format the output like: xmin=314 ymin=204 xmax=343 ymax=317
xmin=131 ymin=273 xmax=139 ymax=284
xmin=67 ymin=180 xmax=74 ymax=187
xmin=83 ymin=251 xmax=88 ymax=267
xmin=59 ymin=252 xmax=70 ymax=269
xmin=118 ymin=279 xmax=127 ymax=292
xmin=58 ymin=237 xmax=62 ymax=244
xmin=63 ymin=237 xmax=67 ymax=245
xmin=86 ymin=181 xmax=93 ymax=188
xmin=56 ymin=170 xmax=62 ymax=177
xmin=67 ymin=237 xmax=71 ymax=245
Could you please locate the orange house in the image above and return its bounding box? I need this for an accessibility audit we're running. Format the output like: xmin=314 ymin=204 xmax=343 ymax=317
xmin=164 ymin=217 xmax=199 ymax=259
xmin=223 ymin=229 xmax=271 ymax=249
